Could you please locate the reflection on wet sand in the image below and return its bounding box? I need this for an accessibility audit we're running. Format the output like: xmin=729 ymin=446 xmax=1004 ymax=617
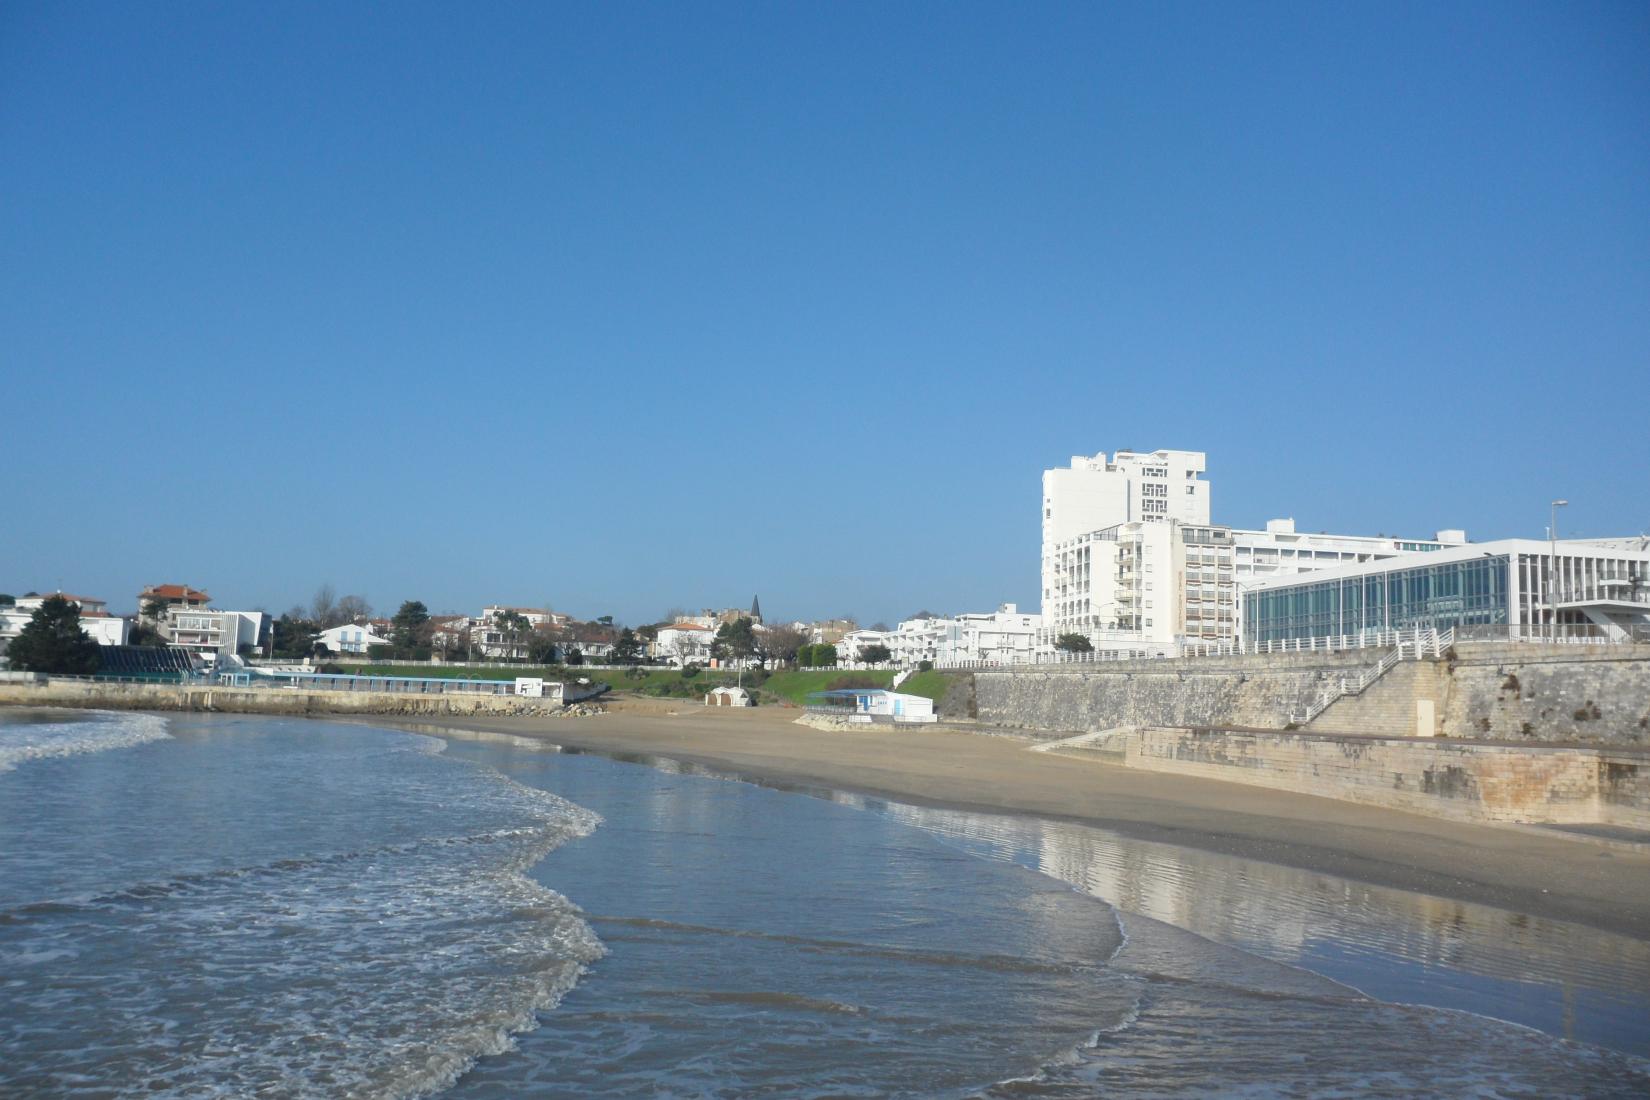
xmin=868 ymin=799 xmax=1650 ymax=1056
xmin=411 ymin=729 xmax=1650 ymax=1059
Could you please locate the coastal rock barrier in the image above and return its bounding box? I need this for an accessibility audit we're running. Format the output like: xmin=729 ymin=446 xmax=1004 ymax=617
xmin=0 ymin=678 xmax=568 ymax=717
xmin=1118 ymin=726 xmax=1650 ymax=829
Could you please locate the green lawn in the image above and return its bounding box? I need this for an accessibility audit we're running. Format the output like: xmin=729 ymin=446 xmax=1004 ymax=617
xmin=324 ymin=662 xmax=952 ymax=708
xmin=758 ymin=668 xmax=898 ymax=706
xmin=892 ymin=669 xmax=954 ymax=704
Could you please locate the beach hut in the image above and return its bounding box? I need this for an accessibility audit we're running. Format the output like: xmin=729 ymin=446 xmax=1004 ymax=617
xmin=705 ymin=686 xmax=753 ymax=707
xmin=802 ymin=688 xmax=936 ymax=723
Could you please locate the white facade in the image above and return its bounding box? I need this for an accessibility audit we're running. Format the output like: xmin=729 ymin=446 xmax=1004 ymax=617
xmin=1043 ymin=521 xmax=1235 ymax=655
xmin=316 ymin=623 xmax=393 ymax=655
xmin=838 ymin=628 xmax=895 ymax=663
xmin=1040 ymin=448 xmax=1470 ymax=656
xmin=1244 ymin=538 xmax=1650 ymax=643
xmin=1042 ymin=449 xmax=1210 ymax=551
xmin=1232 ymin=518 xmax=1465 ymax=584
xmin=654 ymin=623 xmax=715 ymax=666
xmin=885 ymin=605 xmax=1043 ymax=667
xmin=0 ymin=594 xmax=130 ymax=662
xmin=814 ymin=688 xmax=936 ymax=721
xmin=473 ymin=606 xmax=565 ymax=660
xmin=165 ymin=608 xmax=268 ymax=662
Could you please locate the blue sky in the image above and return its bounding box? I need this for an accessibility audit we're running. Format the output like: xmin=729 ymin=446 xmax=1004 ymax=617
xmin=3 ymin=2 xmax=1646 ymax=625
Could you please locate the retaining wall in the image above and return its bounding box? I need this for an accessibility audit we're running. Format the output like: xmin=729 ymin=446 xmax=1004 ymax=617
xmin=973 ymin=650 xmax=1389 ymax=733
xmin=1123 ymin=726 xmax=1650 ymax=828
xmin=973 ymin=643 xmax=1650 ymax=745
xmin=0 ymin=679 xmax=556 ymax=716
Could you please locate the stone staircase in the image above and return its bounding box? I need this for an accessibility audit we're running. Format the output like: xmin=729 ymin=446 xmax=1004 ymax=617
xmin=1305 ymin=661 xmax=1446 ymax=738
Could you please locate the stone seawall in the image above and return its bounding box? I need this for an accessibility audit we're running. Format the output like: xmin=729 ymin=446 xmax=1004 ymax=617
xmin=1122 ymin=726 xmax=1650 ymax=828
xmin=0 ymin=679 xmax=556 ymax=717
xmin=973 ymin=643 xmax=1650 ymax=745
xmin=974 ymin=650 xmax=1386 ymax=733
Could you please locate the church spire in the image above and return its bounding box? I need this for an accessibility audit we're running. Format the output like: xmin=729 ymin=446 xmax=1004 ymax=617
xmin=750 ymin=594 xmax=762 ymax=623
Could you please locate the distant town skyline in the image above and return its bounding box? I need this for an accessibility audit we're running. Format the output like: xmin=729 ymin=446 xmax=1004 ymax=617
xmin=3 ymin=5 xmax=1646 ymax=627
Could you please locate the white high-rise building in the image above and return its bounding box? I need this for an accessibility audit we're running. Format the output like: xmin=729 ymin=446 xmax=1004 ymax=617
xmin=1042 ymin=449 xmax=1209 ymax=549
xmin=1039 ymin=449 xmax=1467 ymax=655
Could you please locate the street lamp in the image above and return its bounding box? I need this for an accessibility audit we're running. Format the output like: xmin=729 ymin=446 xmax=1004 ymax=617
xmin=1549 ymin=500 xmax=1568 ymax=641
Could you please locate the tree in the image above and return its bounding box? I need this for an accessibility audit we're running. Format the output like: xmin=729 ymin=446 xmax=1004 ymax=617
xmin=128 ymin=620 xmax=166 ymax=647
xmin=309 ymin=584 xmax=338 ymax=627
xmin=391 ymin=600 xmax=431 ymax=650
xmin=528 ymin=634 xmax=561 ymax=664
xmin=760 ymin=623 xmax=807 ymax=667
xmin=711 ymin=617 xmax=759 ymax=664
xmin=611 ymin=627 xmax=644 ymax=665
xmin=492 ymin=610 xmax=533 ymax=660
xmin=140 ymin=598 xmax=170 ymax=623
xmin=272 ymin=614 xmax=321 ymax=659
xmin=670 ymin=631 xmax=701 ymax=666
xmin=857 ymin=643 xmax=892 ymax=664
xmin=335 ymin=594 xmax=372 ymax=624
xmin=799 ymin=642 xmax=837 ymax=667
xmin=4 ymin=595 xmax=100 ymax=674
xmin=1055 ymin=632 xmax=1094 ymax=654
xmin=908 ymin=609 xmax=940 ymax=621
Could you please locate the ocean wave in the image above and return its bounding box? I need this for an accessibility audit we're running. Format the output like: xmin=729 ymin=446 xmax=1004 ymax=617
xmin=0 ymin=710 xmax=171 ymax=773
xmin=0 ymin=722 xmax=607 ymax=1100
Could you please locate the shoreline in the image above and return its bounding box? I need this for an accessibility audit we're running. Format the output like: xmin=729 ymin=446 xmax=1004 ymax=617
xmin=378 ymin=700 xmax=1650 ymax=942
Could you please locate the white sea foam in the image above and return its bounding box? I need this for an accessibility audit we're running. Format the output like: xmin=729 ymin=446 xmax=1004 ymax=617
xmin=0 ymin=722 xmax=606 ymax=1099
xmin=0 ymin=710 xmax=171 ymax=773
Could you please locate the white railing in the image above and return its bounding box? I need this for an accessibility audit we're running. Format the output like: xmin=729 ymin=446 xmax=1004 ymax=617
xmin=1288 ymin=646 xmax=1406 ymax=726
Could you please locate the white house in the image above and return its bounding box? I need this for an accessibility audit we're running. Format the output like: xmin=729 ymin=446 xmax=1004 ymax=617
xmin=946 ymin=605 xmax=1041 ymax=664
xmin=837 ymin=628 xmax=895 ymax=664
xmin=316 ymin=623 xmax=393 ymax=655
xmin=808 ymin=688 xmax=936 ymax=722
xmin=0 ymin=593 xmax=130 ymax=663
xmin=473 ymin=606 xmax=563 ymax=660
xmin=655 ymin=622 xmax=716 ymax=666
xmin=165 ymin=607 xmax=268 ymax=663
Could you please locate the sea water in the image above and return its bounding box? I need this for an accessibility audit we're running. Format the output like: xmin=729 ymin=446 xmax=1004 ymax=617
xmin=2 ymin=710 xmax=1646 ymax=1098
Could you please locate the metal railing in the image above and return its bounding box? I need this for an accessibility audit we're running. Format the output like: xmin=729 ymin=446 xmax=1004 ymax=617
xmin=1287 ymin=646 xmax=1406 ymax=726
xmin=1454 ymin=623 xmax=1650 ymax=645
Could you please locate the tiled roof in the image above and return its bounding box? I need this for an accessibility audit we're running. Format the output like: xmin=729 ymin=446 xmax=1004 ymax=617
xmin=142 ymin=584 xmax=211 ymax=601
xmin=45 ymin=593 xmax=104 ymax=605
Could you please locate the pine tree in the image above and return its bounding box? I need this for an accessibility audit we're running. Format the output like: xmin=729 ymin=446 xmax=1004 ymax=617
xmin=5 ymin=595 xmax=101 ymax=675
xmin=610 ymin=628 xmax=644 ymax=665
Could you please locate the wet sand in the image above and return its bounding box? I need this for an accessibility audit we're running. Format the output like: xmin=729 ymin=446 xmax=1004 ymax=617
xmin=401 ymin=701 xmax=1650 ymax=941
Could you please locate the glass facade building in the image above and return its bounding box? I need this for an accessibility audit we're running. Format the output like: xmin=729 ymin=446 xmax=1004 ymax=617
xmin=1244 ymin=554 xmax=1510 ymax=643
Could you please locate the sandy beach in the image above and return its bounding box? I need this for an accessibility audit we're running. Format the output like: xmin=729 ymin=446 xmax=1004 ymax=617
xmin=402 ymin=700 xmax=1650 ymax=941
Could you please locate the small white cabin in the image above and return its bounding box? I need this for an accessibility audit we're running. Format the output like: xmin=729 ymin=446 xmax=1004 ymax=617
xmin=705 ymin=686 xmax=753 ymax=707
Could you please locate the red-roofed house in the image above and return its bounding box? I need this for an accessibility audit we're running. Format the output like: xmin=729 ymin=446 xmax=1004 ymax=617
xmin=138 ymin=584 xmax=212 ymax=624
